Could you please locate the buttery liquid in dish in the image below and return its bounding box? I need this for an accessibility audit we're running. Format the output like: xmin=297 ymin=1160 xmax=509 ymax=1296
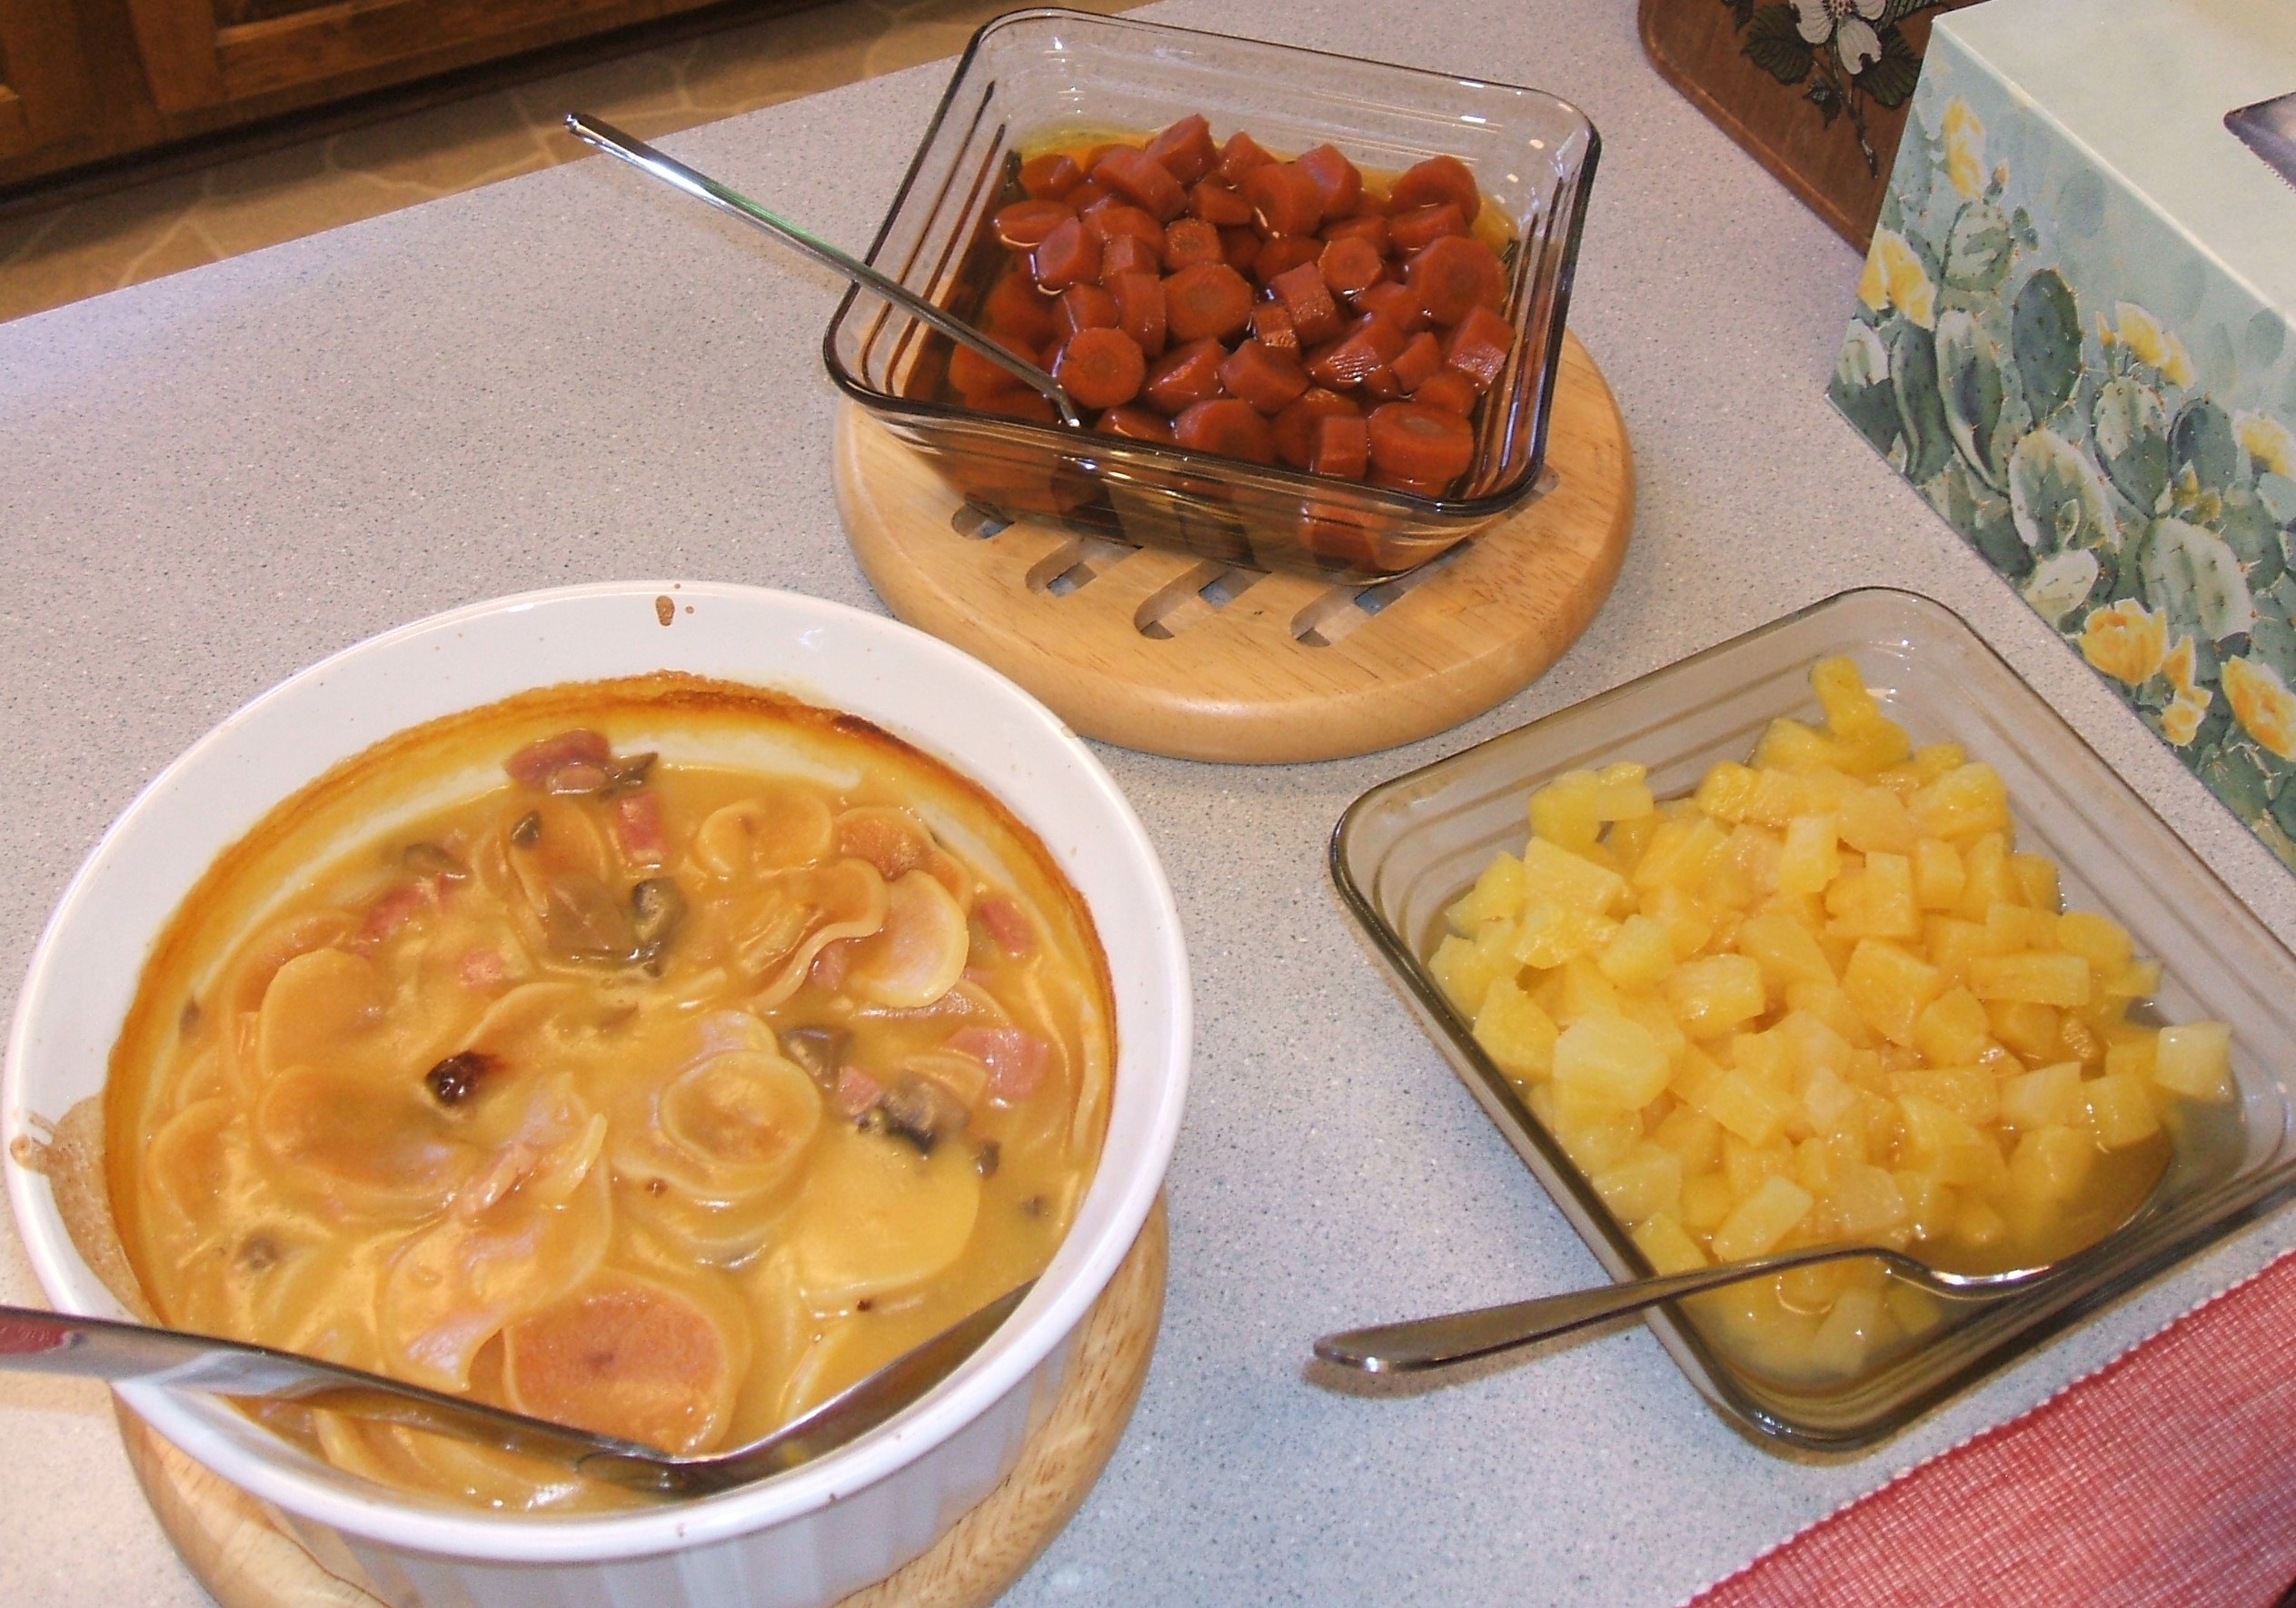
xmin=105 ymin=675 xmax=1114 ymax=1511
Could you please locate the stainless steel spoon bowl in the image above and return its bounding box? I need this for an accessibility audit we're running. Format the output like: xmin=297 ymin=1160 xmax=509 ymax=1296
xmin=1 ymin=1281 xmax=1029 ymax=1496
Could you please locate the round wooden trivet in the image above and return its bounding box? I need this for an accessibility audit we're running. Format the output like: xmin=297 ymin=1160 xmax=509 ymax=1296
xmin=115 ymin=1197 xmax=1168 ymax=1608
xmin=835 ymin=332 xmax=1634 ymax=764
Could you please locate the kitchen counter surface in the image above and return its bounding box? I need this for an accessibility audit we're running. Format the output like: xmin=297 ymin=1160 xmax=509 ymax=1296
xmin=5 ymin=2 xmax=2293 ymax=1603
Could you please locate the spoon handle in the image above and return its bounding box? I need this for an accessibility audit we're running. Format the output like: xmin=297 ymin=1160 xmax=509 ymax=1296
xmin=563 ymin=113 xmax=1084 ymax=428
xmin=1311 ymin=1243 xmax=1898 ymax=1374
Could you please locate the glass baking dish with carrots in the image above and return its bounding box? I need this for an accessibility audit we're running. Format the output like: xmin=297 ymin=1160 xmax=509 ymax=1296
xmin=823 ymin=9 xmax=1599 ymax=582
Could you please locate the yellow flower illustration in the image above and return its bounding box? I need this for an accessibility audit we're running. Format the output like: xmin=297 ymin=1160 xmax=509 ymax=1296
xmin=2236 ymin=412 xmax=2296 ymax=478
xmin=2162 ymin=694 xmax=2209 ymax=747
xmin=2112 ymin=303 xmax=2195 ymax=387
xmin=2164 ymin=636 xmax=2207 ymax=700
xmin=1858 ymin=229 xmax=1936 ymax=329
xmin=1943 ymin=98 xmax=1987 ymax=200
xmin=2223 ymin=656 xmax=2296 ymax=760
xmin=2080 ymin=599 xmax=2168 ymax=687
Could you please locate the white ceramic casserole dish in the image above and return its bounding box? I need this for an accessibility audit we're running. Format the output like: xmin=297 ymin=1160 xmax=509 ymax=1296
xmin=2 ymin=581 xmax=1191 ymax=1608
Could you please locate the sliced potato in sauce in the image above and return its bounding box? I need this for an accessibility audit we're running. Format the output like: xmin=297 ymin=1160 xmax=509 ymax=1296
xmin=503 ymin=1275 xmax=746 ymax=1454
xmin=790 ymin=1125 xmax=981 ymax=1305
xmin=842 ymin=870 xmax=969 ymax=1009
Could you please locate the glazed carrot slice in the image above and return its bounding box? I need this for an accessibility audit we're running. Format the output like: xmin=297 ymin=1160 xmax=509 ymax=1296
xmin=1093 ymin=147 xmax=1188 ymax=222
xmin=1442 ymin=304 xmax=1514 ymax=390
xmin=1252 ymin=299 xmax=1298 ymax=356
xmin=984 ymin=269 xmax=1056 ymax=346
xmin=1082 ymin=142 xmax=1132 ymax=172
xmin=1242 ymin=162 xmax=1325 ymax=237
xmin=1065 ymin=179 xmax=1109 ymax=211
xmin=1411 ymin=369 xmax=1479 ymax=416
xmin=994 ymin=199 xmax=1075 ymax=250
xmin=1163 ymin=262 xmax=1256 ymax=342
xmin=1305 ymin=313 xmax=1406 ymax=389
xmin=1359 ymin=365 xmax=1403 ymax=402
xmin=1083 ymin=203 xmax=1166 ymax=257
xmin=1407 ymin=234 xmax=1506 ymax=325
xmin=1388 ymin=203 xmax=1468 ymax=253
xmin=1098 ymin=233 xmax=1159 ymax=282
xmin=1189 ymin=180 xmax=1254 ymax=228
xmin=1144 ymin=337 xmax=1228 ymax=413
xmin=1317 ymin=235 xmax=1385 ymax=296
xmin=1355 ymin=280 xmax=1429 ymax=333
xmin=1030 ymin=215 xmax=1101 ymax=292
xmin=1172 ymin=398 xmax=1277 ymax=464
xmin=1217 ymin=130 xmax=1277 ymax=184
xmin=1311 ymin=413 xmax=1370 ymax=480
xmin=1295 ymin=144 xmax=1364 ymax=215
xmin=1108 ymin=270 xmax=1168 ymax=358
xmin=1367 ymin=401 xmax=1474 ymax=484
xmin=1147 ymin=114 xmax=1219 ymax=184
xmin=1388 ymin=154 xmax=1480 ymax=223
xmin=1217 ymin=339 xmax=1311 ymax=415
xmin=1390 ymin=329 xmax=1443 ymax=392
xmin=1054 ymin=326 xmax=1148 ymax=410
xmin=1163 ymin=216 xmax=1224 ymax=272
xmin=1097 ymin=404 xmax=1172 ymax=442
xmin=1253 ymin=235 xmax=1323 ymax=286
xmin=1322 ymin=213 xmax=1390 ymax=254
xmin=1268 ymin=262 xmax=1342 ymax=344
xmin=1019 ymin=152 xmax=1082 ymax=200
xmin=1271 ymin=387 xmax=1362 ymax=468
xmin=1057 ymin=283 xmax=1119 ymax=338
xmin=948 ymin=329 xmax=1041 ymax=398
xmin=1218 ymin=227 xmax=1261 ymax=275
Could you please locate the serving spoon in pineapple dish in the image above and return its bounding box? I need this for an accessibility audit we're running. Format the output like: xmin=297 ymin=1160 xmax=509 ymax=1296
xmin=0 ymin=1280 xmax=1029 ymax=1496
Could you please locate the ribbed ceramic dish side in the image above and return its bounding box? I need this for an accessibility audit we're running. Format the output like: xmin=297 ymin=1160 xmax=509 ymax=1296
xmin=821 ymin=7 xmax=1599 ymax=582
xmin=1332 ymin=588 xmax=2296 ymax=1451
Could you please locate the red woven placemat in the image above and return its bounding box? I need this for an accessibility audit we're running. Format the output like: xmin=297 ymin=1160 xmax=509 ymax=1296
xmin=1685 ymin=1247 xmax=2296 ymax=1607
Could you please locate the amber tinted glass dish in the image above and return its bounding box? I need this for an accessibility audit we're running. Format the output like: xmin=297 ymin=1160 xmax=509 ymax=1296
xmin=822 ymin=7 xmax=1599 ymax=583
xmin=1332 ymin=590 xmax=2296 ymax=1451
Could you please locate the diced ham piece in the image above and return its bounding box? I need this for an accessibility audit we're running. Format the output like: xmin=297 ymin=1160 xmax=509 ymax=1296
xmin=615 ymin=791 xmax=665 ymax=866
xmin=948 ymin=1026 xmax=1050 ymax=1102
xmin=504 ymin=729 xmax=611 ymax=789
xmin=459 ymin=948 xmax=507 ymax=990
xmin=833 ymin=1066 xmax=884 ymax=1119
xmin=350 ymin=882 xmax=429 ymax=953
xmin=810 ymin=938 xmax=856 ymax=991
xmin=977 ymin=894 xmax=1035 ymax=956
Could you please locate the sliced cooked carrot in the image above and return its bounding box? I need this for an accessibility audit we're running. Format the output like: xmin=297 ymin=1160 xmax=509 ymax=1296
xmin=1163 ymin=263 xmax=1255 ymax=342
xmin=1098 ymin=233 xmax=1159 ymax=282
xmin=1217 ymin=339 xmax=1310 ymax=415
xmin=1146 ymin=114 xmax=1219 ymax=184
xmin=1055 ymin=326 xmax=1148 ymax=410
xmin=1311 ymin=413 xmax=1370 ymax=479
xmin=1271 ymin=387 xmax=1362 ymax=468
xmin=1218 ymin=227 xmax=1261 ymax=275
xmin=1359 ymin=363 xmax=1402 ymax=402
xmin=1189 ymin=180 xmax=1254 ymax=228
xmin=1143 ymin=337 xmax=1228 ymax=413
xmin=1355 ymin=281 xmax=1429 ymax=333
xmin=1082 ymin=142 xmax=1131 ymax=172
xmin=1242 ymin=162 xmax=1325 ymax=237
xmin=1092 ymin=147 xmax=1187 ymax=222
xmin=1064 ymin=179 xmax=1109 ymax=211
xmin=1297 ymin=508 xmax=1383 ymax=569
xmin=1317 ymin=235 xmax=1385 ymax=296
xmin=1295 ymin=143 xmax=1364 ymax=215
xmin=1057 ymin=283 xmax=1119 ymax=337
xmin=1217 ymin=130 xmax=1277 ymax=184
xmin=1388 ymin=154 xmax=1480 ymax=223
xmin=1388 ymin=203 xmax=1468 ymax=253
xmin=1253 ymin=235 xmax=1323 ymax=287
xmin=1083 ymin=203 xmax=1165 ymax=256
xmin=1172 ymin=398 xmax=1277 ymax=463
xmin=1019 ymin=152 xmax=1082 ymax=201
xmin=1322 ymin=214 xmax=1390 ymax=254
xmin=1305 ymin=313 xmax=1406 ymax=389
xmin=1441 ymin=304 xmax=1514 ymax=390
xmin=948 ymin=329 xmax=1040 ymax=398
xmin=1163 ymin=216 xmax=1224 ymax=272
xmin=1390 ymin=329 xmax=1443 ymax=392
xmin=1367 ymin=401 xmax=1474 ymax=484
xmin=994 ymin=199 xmax=1075 ymax=250
xmin=1108 ymin=270 xmax=1168 ymax=358
xmin=1411 ymin=369 xmax=1479 ymax=415
xmin=1268 ymin=262 xmax=1343 ymax=344
xmin=983 ymin=269 xmax=1056 ymax=346
xmin=1252 ymin=299 xmax=1298 ymax=356
xmin=1407 ymin=234 xmax=1506 ymax=325
xmin=1030 ymin=215 xmax=1101 ymax=291
xmin=1097 ymin=404 xmax=1172 ymax=442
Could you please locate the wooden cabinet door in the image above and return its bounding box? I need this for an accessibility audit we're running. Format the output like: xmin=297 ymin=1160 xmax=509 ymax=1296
xmin=0 ymin=0 xmax=93 ymax=162
xmin=124 ymin=0 xmax=647 ymax=113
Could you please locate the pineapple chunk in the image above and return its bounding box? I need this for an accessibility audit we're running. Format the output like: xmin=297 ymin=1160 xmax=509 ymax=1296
xmin=1912 ymin=837 xmax=1966 ymax=910
xmin=2008 ymin=1124 xmax=2096 ymax=1204
xmin=1953 ymin=1195 xmax=2009 ymax=1249
xmin=1777 ymin=814 xmax=1842 ymax=897
xmin=2102 ymin=1029 xmax=2158 ymax=1083
xmin=1998 ymin=1062 xmax=2084 ymax=1130
xmin=1831 ymin=1163 xmax=1909 ymax=1238
xmin=2011 ymin=852 xmax=2059 ymax=912
xmin=1694 ymin=760 xmax=1758 ymax=824
xmin=1896 ymin=1094 xmax=2008 ymax=1190
xmin=1632 ymin=1214 xmax=1710 ymax=1275
xmin=1594 ymin=761 xmax=1656 ymax=820
xmin=1738 ymin=908 xmax=1837 ymax=988
xmin=1472 ymin=977 xmax=1559 ymax=1082
xmin=1690 ymin=1069 xmax=1794 ymax=1146
xmin=1430 ymin=933 xmax=1506 ymax=1017
xmin=1592 ymin=1141 xmax=1684 ymax=1225
xmin=1551 ymin=1098 xmax=1644 ymax=1174
xmin=1711 ymin=1175 xmax=1815 ymax=1261
xmin=1528 ymin=769 xmax=1603 ymax=852
xmin=1518 ymin=836 xmax=1626 ymax=915
xmin=1551 ymin=1013 xmax=1671 ymax=1110
xmin=1680 ymin=1170 xmax=1735 ymax=1232
xmin=1806 ymin=1288 xmax=1888 ymax=1378
xmin=2056 ymin=909 xmax=2133 ymax=976
xmin=1632 ymin=816 xmax=1731 ymax=896
xmin=1968 ymin=951 xmax=2092 ymax=1008
xmin=1912 ymin=987 xmax=1992 ymax=1067
xmin=1955 ymin=833 xmax=2017 ymax=917
xmin=1841 ymin=939 xmax=1943 ymax=1046
xmin=1986 ymin=998 xmax=2063 ymax=1061
xmin=1597 ymin=913 xmax=1676 ymax=990
xmin=1652 ymin=1105 xmax=1724 ymax=1175
xmin=1839 ymin=786 xmax=1919 ymax=855
xmin=1824 ymin=851 xmax=1920 ymax=939
xmin=1510 ymin=900 xmax=1617 ymax=968
xmin=2085 ymin=1070 xmax=2163 ymax=1148
xmin=1664 ymin=954 xmax=1767 ymax=1037
xmin=1981 ymin=901 xmax=2060 ymax=955
xmin=1446 ymin=850 xmax=1528 ymax=930
xmin=1911 ymin=742 xmax=1966 ymax=781
xmin=1909 ymin=763 xmax=2012 ymax=842
xmin=1645 ymin=885 xmax=1718 ymax=958
xmin=1890 ymin=1065 xmax=1998 ymax=1127
xmin=2153 ymin=1021 xmax=2234 ymax=1101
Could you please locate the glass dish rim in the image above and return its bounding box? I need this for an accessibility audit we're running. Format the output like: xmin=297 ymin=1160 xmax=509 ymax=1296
xmin=817 ymin=3 xmax=1604 ymax=521
xmin=1328 ymin=584 xmax=2296 ymax=1453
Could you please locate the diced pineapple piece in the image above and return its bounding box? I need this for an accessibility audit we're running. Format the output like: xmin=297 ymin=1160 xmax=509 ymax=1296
xmin=1913 ymin=837 xmax=1966 ymax=911
xmin=2153 ymin=1021 xmax=2234 ymax=1101
xmin=1652 ymin=1105 xmax=1723 ymax=1175
xmin=1551 ymin=1013 xmax=1671 ymax=1110
xmin=1430 ymin=933 xmax=1506 ymax=1017
xmin=1890 ymin=1066 xmax=1998 ymax=1127
xmin=1446 ymin=850 xmax=1528 ymax=931
xmin=2010 ymin=852 xmax=2059 ymax=911
xmin=1893 ymin=1169 xmax=1957 ymax=1241
xmin=1691 ymin=1068 xmax=1794 ymax=1146
xmin=1912 ymin=987 xmax=1993 ymax=1067
xmin=1619 ymin=992 xmax=1689 ymax=1064
xmin=1775 ymin=1008 xmax=1854 ymax=1077
xmin=1510 ymin=900 xmax=1618 ymax=968
xmin=1998 ymin=1062 xmax=2084 ymax=1129
xmin=1981 ymin=901 xmax=2061 ymax=955
xmin=1806 ymin=1288 xmax=1888 ymax=1378
xmin=1753 ymin=717 xmax=1841 ymax=775
xmin=1472 ymin=977 xmax=1559 ymax=1082
xmin=1986 ymin=999 xmax=2061 ymax=1061
xmin=1593 ymin=760 xmax=1655 ymax=819
xmin=1911 ymin=741 xmax=1966 ymax=782
xmin=1824 ymin=852 xmax=1921 ymax=939
xmin=1694 ymin=760 xmax=1758 ymax=824
xmin=1664 ymin=954 xmax=1767 ymax=1037
xmin=1896 ymin=1094 xmax=2009 ymax=1190
xmin=2102 ymin=1028 xmax=2158 ymax=1083
xmin=1605 ymin=811 xmax=1661 ymax=868
xmin=1712 ymin=1175 xmax=1816 ymax=1261
xmin=2102 ymin=958 xmax=2162 ymax=998
xmin=1968 ymin=951 xmax=2092 ymax=1008
xmin=1737 ymin=908 xmax=1837 ymax=989
xmin=1632 ymin=815 xmax=1731 ymax=895
xmin=1923 ymin=915 xmax=1985 ymax=988
xmin=1681 ymin=1170 xmax=1735 ymax=1232
xmin=1953 ymin=1195 xmax=2008 ymax=1249
xmin=1633 ymin=1213 xmax=1711 ymax=1275
xmin=1784 ymin=980 xmax=1875 ymax=1047
xmin=1800 ymin=1064 xmax=1858 ymax=1131
xmin=1839 ymin=786 xmax=1919 ymax=855
xmin=2008 ymin=1124 xmax=2096 ymax=1204
xmin=1731 ymin=1027 xmax=1795 ymax=1091
xmin=2056 ymin=909 xmax=2133 ymax=976
xmin=1528 ymin=769 xmax=1603 ymax=852
xmin=1841 ymin=939 xmax=1943 ymax=1046
xmin=1645 ymin=885 xmax=1718 ymax=959
xmin=1518 ymin=836 xmax=1626 ymax=916
xmin=1592 ymin=1141 xmax=1683 ymax=1225
xmin=2085 ymin=1070 xmax=2163 ymax=1148
xmin=1910 ymin=762 xmax=2012 ymax=842
xmin=1778 ymin=1257 xmax=1850 ymax=1309
xmin=1725 ymin=824 xmax=1784 ymax=897
xmin=1954 ymin=833 xmax=2017 ymax=918
xmin=1777 ymin=814 xmax=1841 ymax=897
xmin=1553 ymin=956 xmax=1621 ymax=1023
xmin=1551 ymin=1098 xmax=1644 ymax=1173
xmin=1832 ymin=1162 xmax=1909 ymax=1238
xmin=1597 ymin=913 xmax=1675 ymax=989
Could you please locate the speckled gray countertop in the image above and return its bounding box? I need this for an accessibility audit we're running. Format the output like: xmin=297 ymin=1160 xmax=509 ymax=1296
xmin=5 ymin=2 xmax=2294 ymax=1603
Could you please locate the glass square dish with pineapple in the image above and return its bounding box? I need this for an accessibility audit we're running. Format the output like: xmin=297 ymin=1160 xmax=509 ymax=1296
xmin=1332 ymin=590 xmax=2296 ymax=1451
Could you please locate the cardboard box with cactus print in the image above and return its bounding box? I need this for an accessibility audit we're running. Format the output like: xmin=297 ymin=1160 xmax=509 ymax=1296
xmin=1831 ymin=0 xmax=2296 ymax=863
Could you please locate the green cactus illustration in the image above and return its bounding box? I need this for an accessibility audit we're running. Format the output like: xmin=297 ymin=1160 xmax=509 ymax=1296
xmin=2010 ymin=269 xmax=2082 ymax=422
xmin=2094 ymin=377 xmax=2172 ymax=513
